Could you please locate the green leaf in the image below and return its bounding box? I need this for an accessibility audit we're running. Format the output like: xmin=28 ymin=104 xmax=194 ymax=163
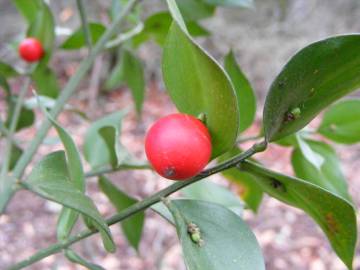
xmin=162 ymin=22 xmax=239 ymax=158
xmin=27 ymin=3 xmax=55 ymax=53
xmin=182 ymin=181 xmax=244 ymax=215
xmin=61 ymin=23 xmax=106 ymax=50
xmin=12 ymin=0 xmax=43 ymax=23
xmin=219 ymin=147 xmax=263 ymax=212
xmin=6 ymin=98 xmax=35 ymax=131
xmin=106 ymin=50 xmax=145 ymax=115
xmin=99 ymin=176 xmax=144 ymax=250
xmin=42 ymin=107 xmax=86 ymax=240
xmin=291 ymin=139 xmax=352 ymax=204
xmin=224 ymin=51 xmax=256 ymax=133
xmin=240 ymin=161 xmax=357 ymax=269
xmin=65 ymin=249 xmax=105 ymax=270
xmin=204 ymin=0 xmax=254 ymax=7
xmin=295 ymin=134 xmax=324 ymax=170
xmin=263 ymin=35 xmax=360 ymax=142
xmin=0 ymin=62 xmax=19 ymax=78
xmin=0 ymin=76 xmax=10 ymax=95
xmin=84 ymin=111 xmax=127 ymax=169
xmin=132 ymin=11 xmax=209 ymax=47
xmin=32 ymin=66 xmax=59 ymax=98
xmin=26 ymin=151 xmax=115 ymax=252
xmin=175 ymin=0 xmax=215 ymax=21
xmin=9 ymin=144 xmax=23 ymax=171
xmin=165 ymin=199 xmax=265 ymax=270
xmin=318 ymin=99 xmax=360 ymax=144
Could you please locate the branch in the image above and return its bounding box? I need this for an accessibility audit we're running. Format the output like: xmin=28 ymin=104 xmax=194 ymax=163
xmin=0 ymin=78 xmax=30 ymax=179
xmin=8 ymin=141 xmax=267 ymax=270
xmin=0 ymin=0 xmax=142 ymax=215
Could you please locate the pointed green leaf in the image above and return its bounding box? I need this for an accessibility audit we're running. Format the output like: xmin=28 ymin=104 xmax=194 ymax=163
xmin=318 ymin=99 xmax=360 ymax=144
xmin=6 ymin=98 xmax=35 ymax=131
xmin=106 ymin=50 xmax=145 ymax=115
xmin=182 ymin=181 xmax=243 ymax=215
xmin=12 ymin=0 xmax=43 ymax=23
xmin=65 ymin=249 xmax=105 ymax=270
xmin=84 ymin=111 xmax=127 ymax=169
xmin=99 ymin=176 xmax=144 ymax=250
xmin=240 ymin=161 xmax=356 ymax=269
xmin=165 ymin=199 xmax=265 ymax=270
xmin=224 ymin=51 xmax=256 ymax=133
xmin=61 ymin=23 xmax=106 ymax=50
xmin=219 ymin=147 xmax=263 ymax=212
xmin=31 ymin=66 xmax=59 ymax=98
xmin=175 ymin=0 xmax=215 ymax=21
xmin=43 ymin=107 xmax=85 ymax=240
xmin=27 ymin=3 xmax=55 ymax=53
xmin=163 ymin=22 xmax=239 ymax=158
xmin=132 ymin=12 xmax=209 ymax=47
xmin=291 ymin=140 xmax=352 ymax=204
xmin=0 ymin=62 xmax=19 ymax=78
xmin=263 ymin=35 xmax=360 ymax=142
xmin=26 ymin=151 xmax=115 ymax=252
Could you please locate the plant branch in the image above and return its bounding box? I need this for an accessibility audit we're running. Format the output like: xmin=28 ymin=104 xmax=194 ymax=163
xmin=9 ymin=141 xmax=267 ymax=270
xmin=85 ymin=163 xmax=152 ymax=178
xmin=76 ymin=0 xmax=92 ymax=50
xmin=0 ymin=121 xmax=22 ymax=149
xmin=0 ymin=78 xmax=30 ymax=180
xmin=105 ymin=22 xmax=144 ymax=49
xmin=0 ymin=0 xmax=142 ymax=215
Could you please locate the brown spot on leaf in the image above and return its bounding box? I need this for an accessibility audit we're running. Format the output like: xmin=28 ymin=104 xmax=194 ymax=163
xmin=325 ymin=213 xmax=339 ymax=234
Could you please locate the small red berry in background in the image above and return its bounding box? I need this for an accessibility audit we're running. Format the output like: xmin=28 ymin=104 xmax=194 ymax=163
xmin=18 ymin=37 xmax=44 ymax=63
xmin=145 ymin=113 xmax=212 ymax=180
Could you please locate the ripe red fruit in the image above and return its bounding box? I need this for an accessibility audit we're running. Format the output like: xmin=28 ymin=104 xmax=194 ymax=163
xmin=145 ymin=113 xmax=212 ymax=180
xmin=18 ymin=37 xmax=44 ymax=63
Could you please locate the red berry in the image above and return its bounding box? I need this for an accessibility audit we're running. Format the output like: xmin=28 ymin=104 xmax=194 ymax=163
xmin=18 ymin=38 xmax=44 ymax=63
xmin=145 ymin=113 xmax=212 ymax=180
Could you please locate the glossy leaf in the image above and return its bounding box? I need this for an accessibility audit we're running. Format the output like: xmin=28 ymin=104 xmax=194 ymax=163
xmin=26 ymin=151 xmax=115 ymax=252
xmin=61 ymin=23 xmax=106 ymax=50
xmin=219 ymin=147 xmax=263 ymax=212
xmin=224 ymin=51 xmax=256 ymax=133
xmin=106 ymin=50 xmax=145 ymax=115
xmin=99 ymin=176 xmax=144 ymax=250
xmin=291 ymin=140 xmax=352 ymax=204
xmin=163 ymin=22 xmax=239 ymax=158
xmin=182 ymin=181 xmax=244 ymax=215
xmin=32 ymin=66 xmax=59 ymax=98
xmin=263 ymin=35 xmax=360 ymax=142
xmin=132 ymin=11 xmax=209 ymax=47
xmin=295 ymin=134 xmax=324 ymax=170
xmin=240 ymin=161 xmax=356 ymax=269
xmin=175 ymin=0 xmax=215 ymax=21
xmin=84 ymin=111 xmax=126 ymax=169
xmin=165 ymin=199 xmax=265 ymax=270
xmin=13 ymin=0 xmax=43 ymax=23
xmin=0 ymin=62 xmax=19 ymax=78
xmin=27 ymin=3 xmax=55 ymax=53
xmin=65 ymin=249 xmax=105 ymax=270
xmin=204 ymin=0 xmax=254 ymax=7
xmin=318 ymin=99 xmax=360 ymax=144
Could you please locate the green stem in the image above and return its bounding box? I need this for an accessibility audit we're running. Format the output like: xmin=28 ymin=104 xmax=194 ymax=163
xmin=76 ymin=0 xmax=92 ymax=50
xmin=0 ymin=121 xmax=22 ymax=149
xmin=0 ymin=0 xmax=142 ymax=214
xmin=0 ymin=78 xmax=30 ymax=180
xmin=105 ymin=22 xmax=144 ymax=49
xmin=85 ymin=163 xmax=151 ymax=178
xmin=9 ymin=142 xmax=266 ymax=270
